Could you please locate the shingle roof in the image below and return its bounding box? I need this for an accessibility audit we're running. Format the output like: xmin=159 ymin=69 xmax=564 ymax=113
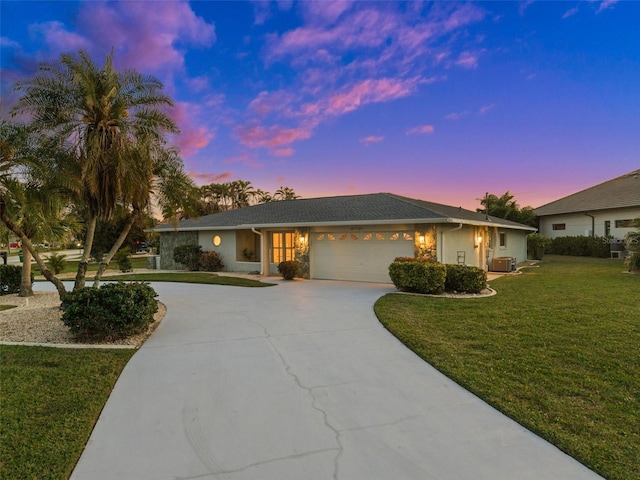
xmin=156 ymin=193 xmax=535 ymax=232
xmin=535 ymin=169 xmax=640 ymax=216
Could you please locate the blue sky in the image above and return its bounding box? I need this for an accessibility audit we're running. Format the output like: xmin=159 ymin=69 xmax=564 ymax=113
xmin=1 ymin=0 xmax=638 ymax=209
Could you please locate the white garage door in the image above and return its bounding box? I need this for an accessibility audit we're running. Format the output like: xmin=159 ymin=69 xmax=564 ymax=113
xmin=312 ymin=231 xmax=414 ymax=283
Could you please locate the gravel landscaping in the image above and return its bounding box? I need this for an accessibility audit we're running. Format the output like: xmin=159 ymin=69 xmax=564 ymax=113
xmin=0 ymin=292 xmax=165 ymax=347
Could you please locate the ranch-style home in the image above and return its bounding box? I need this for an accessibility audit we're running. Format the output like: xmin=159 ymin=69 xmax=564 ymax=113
xmin=155 ymin=193 xmax=536 ymax=283
xmin=535 ymin=169 xmax=640 ymax=240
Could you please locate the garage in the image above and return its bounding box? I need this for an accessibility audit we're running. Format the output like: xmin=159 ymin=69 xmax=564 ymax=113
xmin=311 ymin=230 xmax=414 ymax=282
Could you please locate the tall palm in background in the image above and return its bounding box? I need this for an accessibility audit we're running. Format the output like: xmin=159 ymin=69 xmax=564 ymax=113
xmin=12 ymin=50 xmax=179 ymax=290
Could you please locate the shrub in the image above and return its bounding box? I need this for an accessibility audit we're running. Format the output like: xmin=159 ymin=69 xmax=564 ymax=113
xmin=45 ymin=252 xmax=67 ymax=275
xmin=198 ymin=251 xmax=225 ymax=272
xmin=626 ymin=252 xmax=640 ymax=272
xmin=546 ymin=236 xmax=610 ymax=258
xmin=527 ymin=233 xmax=550 ymax=260
xmin=394 ymin=256 xmax=438 ymax=263
xmin=173 ymin=244 xmax=202 ymax=271
xmin=114 ymin=248 xmax=132 ymax=272
xmin=278 ymin=260 xmax=300 ymax=280
xmin=388 ymin=260 xmax=446 ymax=294
xmin=445 ymin=264 xmax=487 ymax=294
xmin=61 ymin=282 xmax=158 ymax=340
xmin=0 ymin=265 xmax=25 ymax=295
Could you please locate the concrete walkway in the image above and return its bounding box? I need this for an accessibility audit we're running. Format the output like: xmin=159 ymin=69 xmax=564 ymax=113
xmin=53 ymin=280 xmax=601 ymax=480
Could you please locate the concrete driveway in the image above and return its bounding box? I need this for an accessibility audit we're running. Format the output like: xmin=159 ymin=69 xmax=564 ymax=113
xmin=64 ymin=280 xmax=601 ymax=480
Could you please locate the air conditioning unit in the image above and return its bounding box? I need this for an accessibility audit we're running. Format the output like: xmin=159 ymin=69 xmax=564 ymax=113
xmin=491 ymin=257 xmax=516 ymax=272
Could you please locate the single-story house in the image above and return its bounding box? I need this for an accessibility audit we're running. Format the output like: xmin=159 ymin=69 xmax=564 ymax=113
xmin=535 ymin=169 xmax=640 ymax=240
xmin=154 ymin=193 xmax=536 ymax=283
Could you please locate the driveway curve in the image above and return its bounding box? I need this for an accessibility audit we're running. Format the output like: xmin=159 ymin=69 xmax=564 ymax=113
xmin=62 ymin=280 xmax=601 ymax=480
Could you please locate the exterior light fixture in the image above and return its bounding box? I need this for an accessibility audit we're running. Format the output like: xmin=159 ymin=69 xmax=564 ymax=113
xmin=477 ymin=235 xmax=483 ymax=244
xmin=299 ymin=235 xmax=306 ymax=244
xmin=419 ymin=235 xmax=426 ymax=244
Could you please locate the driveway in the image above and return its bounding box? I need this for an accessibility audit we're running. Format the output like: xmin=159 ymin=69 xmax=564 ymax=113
xmin=62 ymin=280 xmax=601 ymax=480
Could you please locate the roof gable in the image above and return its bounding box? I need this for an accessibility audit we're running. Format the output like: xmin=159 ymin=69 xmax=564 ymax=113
xmin=535 ymin=170 xmax=640 ymax=216
xmin=156 ymin=193 xmax=535 ymax=231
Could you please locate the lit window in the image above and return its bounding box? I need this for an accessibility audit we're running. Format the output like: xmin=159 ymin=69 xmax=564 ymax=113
xmin=615 ymin=219 xmax=634 ymax=228
xmin=212 ymin=235 xmax=222 ymax=246
xmin=339 ymin=233 xmax=347 ymax=240
xmin=390 ymin=233 xmax=399 ymax=240
xmin=351 ymin=234 xmax=359 ymax=240
xmin=403 ymin=233 xmax=413 ymax=241
xmin=317 ymin=234 xmax=325 ymax=241
xmin=376 ymin=233 xmax=385 ymax=240
xmin=328 ymin=234 xmax=335 ymax=240
xmin=364 ymin=233 xmax=372 ymax=241
xmin=272 ymin=232 xmax=295 ymax=263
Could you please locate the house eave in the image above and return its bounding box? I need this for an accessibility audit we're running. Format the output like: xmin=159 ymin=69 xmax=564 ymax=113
xmin=153 ymin=217 xmax=536 ymax=233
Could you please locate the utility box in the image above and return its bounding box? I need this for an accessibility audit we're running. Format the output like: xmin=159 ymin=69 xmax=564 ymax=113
xmin=491 ymin=257 xmax=516 ymax=272
xmin=147 ymin=255 xmax=160 ymax=270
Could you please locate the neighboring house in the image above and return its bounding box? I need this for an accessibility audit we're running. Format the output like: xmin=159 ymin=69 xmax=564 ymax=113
xmin=154 ymin=193 xmax=536 ymax=283
xmin=535 ymin=170 xmax=640 ymax=240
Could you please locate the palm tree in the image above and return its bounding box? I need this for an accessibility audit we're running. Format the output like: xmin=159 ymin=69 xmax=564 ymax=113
xmin=274 ymin=186 xmax=299 ymax=201
xmin=1 ymin=178 xmax=69 ymax=296
xmin=92 ymin=145 xmax=198 ymax=286
xmin=12 ymin=50 xmax=178 ymax=290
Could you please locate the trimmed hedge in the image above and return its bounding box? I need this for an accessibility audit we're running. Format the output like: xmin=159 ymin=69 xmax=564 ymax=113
xmin=173 ymin=244 xmax=202 ymax=271
xmin=388 ymin=261 xmax=446 ymax=294
xmin=199 ymin=251 xmax=224 ymax=272
xmin=278 ymin=260 xmax=301 ymax=280
xmin=0 ymin=265 xmax=34 ymax=295
xmin=445 ymin=264 xmax=487 ymax=294
xmin=546 ymin=236 xmax=610 ymax=258
xmin=61 ymin=282 xmax=158 ymax=340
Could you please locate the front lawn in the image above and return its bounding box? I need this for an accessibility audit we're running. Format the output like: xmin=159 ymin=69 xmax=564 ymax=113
xmin=375 ymin=255 xmax=639 ymax=480
xmin=104 ymin=272 xmax=274 ymax=287
xmin=0 ymin=346 xmax=135 ymax=479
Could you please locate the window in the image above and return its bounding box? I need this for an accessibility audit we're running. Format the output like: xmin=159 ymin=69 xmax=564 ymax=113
xmin=604 ymin=221 xmax=611 ymax=237
xmin=552 ymin=224 xmax=566 ymax=231
xmin=272 ymin=232 xmax=295 ymax=263
xmin=615 ymin=219 xmax=634 ymax=228
xmin=499 ymin=232 xmax=507 ymax=248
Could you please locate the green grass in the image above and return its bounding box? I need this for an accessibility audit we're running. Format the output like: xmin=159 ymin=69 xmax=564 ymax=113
xmin=103 ymin=272 xmax=274 ymax=287
xmin=374 ymin=255 xmax=639 ymax=480
xmin=34 ymin=256 xmax=149 ymax=275
xmin=0 ymin=346 xmax=135 ymax=480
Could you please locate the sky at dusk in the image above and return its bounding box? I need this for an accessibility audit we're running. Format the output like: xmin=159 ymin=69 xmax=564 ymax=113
xmin=1 ymin=0 xmax=638 ymax=210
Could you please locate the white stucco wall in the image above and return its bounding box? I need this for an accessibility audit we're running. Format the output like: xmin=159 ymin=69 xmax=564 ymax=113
xmin=539 ymin=207 xmax=640 ymax=239
xmin=197 ymin=230 xmax=261 ymax=273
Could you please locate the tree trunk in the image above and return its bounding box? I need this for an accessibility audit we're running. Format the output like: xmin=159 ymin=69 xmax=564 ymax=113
xmin=19 ymin=247 xmax=34 ymax=297
xmin=0 ymin=209 xmax=67 ymax=300
xmin=74 ymin=215 xmax=97 ymax=291
xmin=93 ymin=213 xmax=136 ymax=288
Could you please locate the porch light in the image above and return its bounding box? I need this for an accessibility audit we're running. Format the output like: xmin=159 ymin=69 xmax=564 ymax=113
xmin=418 ymin=235 xmax=426 ymax=244
xmin=477 ymin=235 xmax=483 ymax=244
xmin=299 ymin=235 xmax=306 ymax=244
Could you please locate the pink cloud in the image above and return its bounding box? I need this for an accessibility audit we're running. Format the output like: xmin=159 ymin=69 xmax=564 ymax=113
xmin=562 ymin=7 xmax=579 ymax=19
xmin=478 ymin=104 xmax=495 ymax=115
xmin=75 ymin=1 xmax=215 ymax=74
xmin=273 ymin=147 xmax=295 ymax=157
xmin=189 ymin=171 xmax=232 ymax=185
xmin=234 ymin=122 xmax=312 ymax=154
xmin=169 ymin=102 xmax=215 ymax=157
xmin=445 ymin=111 xmax=470 ymax=120
xmin=361 ymin=135 xmax=384 ymax=145
xmin=406 ymin=125 xmax=434 ymax=135
xmin=302 ymin=0 xmax=352 ymax=24
xmin=326 ymin=78 xmax=418 ymax=116
xmin=454 ymin=51 xmax=480 ymax=69
xmin=597 ymin=0 xmax=618 ymax=14
xmin=29 ymin=21 xmax=91 ymax=53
